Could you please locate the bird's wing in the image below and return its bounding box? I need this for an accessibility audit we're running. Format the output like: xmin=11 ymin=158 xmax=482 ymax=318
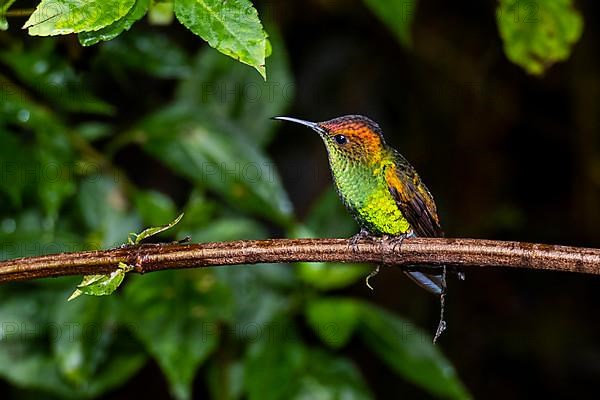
xmin=383 ymin=157 xmax=443 ymax=238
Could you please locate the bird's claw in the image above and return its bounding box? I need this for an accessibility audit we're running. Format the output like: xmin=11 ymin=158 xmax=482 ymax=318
xmin=365 ymin=265 xmax=380 ymax=290
xmin=384 ymin=230 xmax=415 ymax=254
xmin=349 ymin=228 xmax=375 ymax=252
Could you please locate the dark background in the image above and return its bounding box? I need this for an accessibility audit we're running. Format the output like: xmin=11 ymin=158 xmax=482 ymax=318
xmin=273 ymin=0 xmax=600 ymax=398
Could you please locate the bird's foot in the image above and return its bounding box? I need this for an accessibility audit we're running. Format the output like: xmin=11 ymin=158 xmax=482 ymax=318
xmin=349 ymin=228 xmax=376 ymax=252
xmin=384 ymin=230 xmax=416 ymax=254
xmin=365 ymin=264 xmax=381 ymax=291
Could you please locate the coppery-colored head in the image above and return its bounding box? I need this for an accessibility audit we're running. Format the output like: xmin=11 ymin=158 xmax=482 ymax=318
xmin=273 ymin=115 xmax=387 ymax=164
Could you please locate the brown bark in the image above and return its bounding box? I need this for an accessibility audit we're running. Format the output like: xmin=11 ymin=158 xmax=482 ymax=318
xmin=1 ymin=238 xmax=599 ymax=284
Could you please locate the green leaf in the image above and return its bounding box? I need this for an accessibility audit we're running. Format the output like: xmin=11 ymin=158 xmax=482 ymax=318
xmin=123 ymin=270 xmax=232 ymax=400
xmin=363 ymin=0 xmax=417 ymax=47
xmin=173 ymin=0 xmax=268 ymax=78
xmin=78 ymin=0 xmax=150 ymax=46
xmin=175 ymin=25 xmax=294 ymax=146
xmin=140 ymin=105 xmax=293 ymax=225
xmin=305 ymin=298 xmax=360 ymax=349
xmin=357 ymin=302 xmax=471 ymax=399
xmin=128 ymin=212 xmax=183 ymax=245
xmin=68 ymin=262 xmax=134 ymax=301
xmin=497 ymin=0 xmax=583 ymax=75
xmin=245 ymin=324 xmax=372 ymax=400
xmin=24 ymin=0 xmax=136 ymax=36
xmin=0 ymin=0 xmax=16 ymax=30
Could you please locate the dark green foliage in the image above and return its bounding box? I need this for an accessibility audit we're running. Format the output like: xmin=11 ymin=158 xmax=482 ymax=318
xmin=497 ymin=0 xmax=583 ymax=75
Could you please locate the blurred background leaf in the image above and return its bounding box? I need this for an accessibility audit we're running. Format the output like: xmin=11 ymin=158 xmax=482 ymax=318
xmin=123 ymin=270 xmax=232 ymax=399
xmin=305 ymin=297 xmax=360 ymax=349
xmin=139 ymin=104 xmax=293 ymax=225
xmin=175 ymin=25 xmax=292 ymax=146
xmin=363 ymin=0 xmax=417 ymax=48
xmin=0 ymin=284 xmax=146 ymax=397
xmin=357 ymin=303 xmax=471 ymax=400
xmin=134 ymin=189 xmax=177 ymax=227
xmin=244 ymin=319 xmax=372 ymax=400
xmin=94 ymin=30 xmax=190 ymax=79
xmin=1 ymin=42 xmax=114 ymax=114
xmin=294 ymin=189 xmax=369 ymax=290
xmin=0 ymin=0 xmax=16 ymax=30
xmin=76 ymin=176 xmax=140 ymax=248
xmin=497 ymin=0 xmax=583 ymax=75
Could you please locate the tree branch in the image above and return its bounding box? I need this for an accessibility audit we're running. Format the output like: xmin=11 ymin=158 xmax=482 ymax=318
xmin=0 ymin=238 xmax=599 ymax=284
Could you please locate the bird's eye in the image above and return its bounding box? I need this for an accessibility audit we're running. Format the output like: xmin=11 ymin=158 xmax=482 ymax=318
xmin=334 ymin=134 xmax=347 ymax=145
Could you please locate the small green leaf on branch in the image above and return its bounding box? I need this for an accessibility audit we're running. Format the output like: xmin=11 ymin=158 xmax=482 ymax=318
xmin=128 ymin=212 xmax=184 ymax=245
xmin=68 ymin=262 xmax=134 ymax=301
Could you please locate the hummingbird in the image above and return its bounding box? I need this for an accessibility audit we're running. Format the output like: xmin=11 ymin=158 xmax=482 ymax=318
xmin=274 ymin=114 xmax=455 ymax=340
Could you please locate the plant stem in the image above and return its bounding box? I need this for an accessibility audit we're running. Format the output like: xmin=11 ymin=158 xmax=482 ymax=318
xmin=1 ymin=238 xmax=599 ymax=283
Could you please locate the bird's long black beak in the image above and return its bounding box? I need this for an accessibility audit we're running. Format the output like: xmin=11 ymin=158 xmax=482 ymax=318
xmin=272 ymin=116 xmax=327 ymax=136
